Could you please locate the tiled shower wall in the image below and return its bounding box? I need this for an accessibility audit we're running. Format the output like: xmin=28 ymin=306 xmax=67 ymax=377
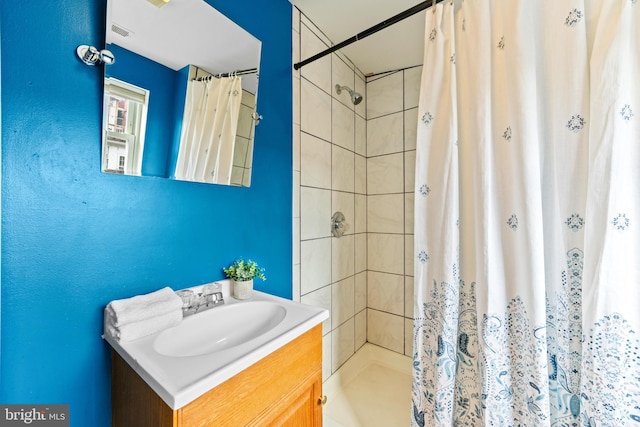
xmin=292 ymin=8 xmax=368 ymax=381
xmin=365 ymin=68 xmax=422 ymax=358
xmin=293 ymin=7 xmax=421 ymax=380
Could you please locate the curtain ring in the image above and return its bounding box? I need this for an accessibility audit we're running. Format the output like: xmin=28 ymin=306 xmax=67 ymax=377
xmin=432 ymin=0 xmax=437 ymax=14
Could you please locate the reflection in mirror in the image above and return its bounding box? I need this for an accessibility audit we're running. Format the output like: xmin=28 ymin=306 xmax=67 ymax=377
xmin=103 ymin=0 xmax=261 ymax=186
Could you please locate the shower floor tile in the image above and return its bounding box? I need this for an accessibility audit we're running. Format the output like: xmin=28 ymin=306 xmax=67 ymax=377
xmin=323 ymin=344 xmax=412 ymax=427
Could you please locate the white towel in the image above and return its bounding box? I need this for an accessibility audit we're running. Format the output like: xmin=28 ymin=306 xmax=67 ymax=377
xmin=106 ymin=287 xmax=183 ymax=327
xmin=105 ymin=309 xmax=182 ymax=342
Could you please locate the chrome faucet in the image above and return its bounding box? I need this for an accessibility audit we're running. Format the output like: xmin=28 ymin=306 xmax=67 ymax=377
xmin=176 ymin=284 xmax=225 ymax=317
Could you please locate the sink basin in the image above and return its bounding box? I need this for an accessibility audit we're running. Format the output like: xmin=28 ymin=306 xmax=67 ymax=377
xmin=153 ymin=301 xmax=286 ymax=357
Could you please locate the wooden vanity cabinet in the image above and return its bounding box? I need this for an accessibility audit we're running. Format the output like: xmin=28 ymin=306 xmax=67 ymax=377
xmin=112 ymin=324 xmax=323 ymax=427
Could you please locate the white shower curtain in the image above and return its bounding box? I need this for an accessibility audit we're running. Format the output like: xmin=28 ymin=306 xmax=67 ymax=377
xmin=175 ymin=76 xmax=242 ymax=184
xmin=412 ymin=1 xmax=640 ymax=426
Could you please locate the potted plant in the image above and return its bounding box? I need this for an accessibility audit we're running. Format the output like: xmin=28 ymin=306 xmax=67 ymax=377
xmin=222 ymin=258 xmax=266 ymax=300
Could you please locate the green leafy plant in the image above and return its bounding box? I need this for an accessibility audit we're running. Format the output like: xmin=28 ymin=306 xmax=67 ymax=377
xmin=222 ymin=259 xmax=266 ymax=282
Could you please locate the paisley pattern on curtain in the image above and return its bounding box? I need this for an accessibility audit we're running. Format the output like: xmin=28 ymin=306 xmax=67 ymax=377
xmin=412 ymin=1 xmax=640 ymax=426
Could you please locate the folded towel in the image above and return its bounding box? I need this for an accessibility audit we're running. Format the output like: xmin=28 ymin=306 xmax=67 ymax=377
xmin=105 ymin=309 xmax=183 ymax=342
xmin=106 ymin=287 xmax=183 ymax=327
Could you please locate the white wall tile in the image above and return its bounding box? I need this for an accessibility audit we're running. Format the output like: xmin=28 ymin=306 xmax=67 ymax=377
xmin=332 ymin=100 xmax=355 ymax=152
xmin=293 ymin=123 xmax=301 ymax=171
xmin=405 ymin=234 xmax=414 ymax=277
xmin=355 ymin=271 xmax=367 ymax=312
xmin=367 ymin=112 xmax=404 ymax=157
xmin=332 ymin=55 xmax=355 ymax=110
xmin=368 ymin=233 xmax=404 ymax=275
xmin=367 ymin=271 xmax=405 ymax=316
xmin=367 ymin=309 xmax=404 ymax=353
xmin=301 ymin=78 xmax=331 ymax=142
xmin=292 ymin=263 xmax=301 ymax=302
xmin=332 ymin=317 xmax=355 ymax=372
xmin=293 ymin=217 xmax=300 ymax=264
xmin=322 ymin=332 xmax=332 ymax=381
xmin=301 ymin=284 xmax=332 ymax=335
xmin=332 ymin=145 xmax=354 ymax=192
xmin=404 ymin=318 xmax=414 ymax=357
xmin=300 ymin=132 xmax=331 ymax=188
xmin=332 ymin=234 xmax=355 ymax=282
xmin=404 ymin=108 xmax=418 ymax=151
xmin=301 ymin=187 xmax=331 ymax=240
xmin=293 ymin=75 xmax=301 ymax=125
xmin=404 ymin=150 xmax=416 ymax=192
xmin=354 ymin=194 xmax=367 ymax=235
xmin=355 ymin=75 xmax=366 ymax=119
xmin=405 ymin=276 xmax=414 ymax=319
xmin=293 ymin=170 xmax=300 ymax=218
xmin=366 ymin=72 xmax=403 ymax=119
xmin=332 ymin=191 xmax=354 ymax=236
xmin=355 ymin=115 xmax=366 ymax=156
xmin=355 ymin=310 xmax=367 ymax=351
xmin=355 ymin=233 xmax=367 ymax=274
xmin=367 ymin=194 xmax=404 ymax=234
xmin=404 ymin=66 xmax=422 ymax=110
xmin=355 ymin=154 xmax=366 ymax=195
xmin=300 ymin=24 xmax=331 ymax=93
xmin=332 ymin=276 xmax=355 ymax=329
xmin=301 ymin=238 xmax=331 ymax=294
xmin=404 ymin=193 xmax=414 ymax=233
xmin=367 ymin=153 xmax=404 ymax=195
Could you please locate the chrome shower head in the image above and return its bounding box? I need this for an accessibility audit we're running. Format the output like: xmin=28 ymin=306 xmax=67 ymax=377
xmin=335 ymin=84 xmax=363 ymax=105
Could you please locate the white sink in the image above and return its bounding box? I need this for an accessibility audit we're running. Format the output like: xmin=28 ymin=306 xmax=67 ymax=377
xmin=104 ymin=283 xmax=329 ymax=409
xmin=153 ymin=301 xmax=287 ymax=357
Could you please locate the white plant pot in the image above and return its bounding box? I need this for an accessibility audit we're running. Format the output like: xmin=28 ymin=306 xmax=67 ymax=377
xmin=232 ymin=279 xmax=253 ymax=300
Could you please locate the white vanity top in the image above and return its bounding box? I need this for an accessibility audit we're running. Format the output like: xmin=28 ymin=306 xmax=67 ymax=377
xmin=103 ymin=281 xmax=328 ymax=410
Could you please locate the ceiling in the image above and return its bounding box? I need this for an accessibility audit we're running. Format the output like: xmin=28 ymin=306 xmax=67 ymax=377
xmin=106 ymin=0 xmax=261 ymax=92
xmin=289 ymin=0 xmax=428 ymax=75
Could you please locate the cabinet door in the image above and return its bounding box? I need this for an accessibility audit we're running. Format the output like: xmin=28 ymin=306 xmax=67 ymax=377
xmin=252 ymin=369 xmax=322 ymax=427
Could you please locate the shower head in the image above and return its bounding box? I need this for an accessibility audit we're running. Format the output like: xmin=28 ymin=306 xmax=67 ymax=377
xmin=335 ymin=84 xmax=363 ymax=105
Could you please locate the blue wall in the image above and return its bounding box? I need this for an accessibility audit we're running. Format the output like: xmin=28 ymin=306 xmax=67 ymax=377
xmin=0 ymin=0 xmax=292 ymax=425
xmin=105 ymin=43 xmax=183 ymax=178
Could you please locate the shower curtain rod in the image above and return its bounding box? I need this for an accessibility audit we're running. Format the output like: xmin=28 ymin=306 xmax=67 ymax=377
xmin=293 ymin=0 xmax=446 ymax=70
xmin=193 ymin=67 xmax=258 ymax=81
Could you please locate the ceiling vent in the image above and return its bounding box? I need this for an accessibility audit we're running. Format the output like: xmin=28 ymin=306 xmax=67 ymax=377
xmin=111 ymin=23 xmax=133 ymax=38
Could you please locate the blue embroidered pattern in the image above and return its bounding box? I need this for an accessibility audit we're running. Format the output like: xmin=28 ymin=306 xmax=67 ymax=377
xmin=497 ymin=36 xmax=505 ymax=50
xmin=507 ymin=214 xmax=519 ymax=230
xmin=419 ymin=184 xmax=431 ymax=197
xmin=429 ymin=28 xmax=437 ymax=42
xmin=417 ymin=250 xmax=430 ymax=264
xmin=413 ymin=251 xmax=640 ymax=426
xmin=612 ymin=213 xmax=630 ymax=231
xmin=620 ymin=104 xmax=634 ymax=121
xmin=567 ymin=115 xmax=586 ymax=132
xmin=565 ymin=9 xmax=583 ymax=27
xmin=565 ymin=213 xmax=584 ymax=231
xmin=422 ymin=112 xmax=434 ymax=125
xmin=450 ymin=54 xmax=456 ymax=64
xmin=502 ymin=126 xmax=512 ymax=142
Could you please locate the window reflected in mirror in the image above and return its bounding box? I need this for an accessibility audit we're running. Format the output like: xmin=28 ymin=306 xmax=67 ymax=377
xmin=103 ymin=78 xmax=149 ymax=175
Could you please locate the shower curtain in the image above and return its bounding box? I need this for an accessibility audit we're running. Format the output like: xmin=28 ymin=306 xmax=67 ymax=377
xmin=412 ymin=1 xmax=640 ymax=426
xmin=175 ymin=76 xmax=242 ymax=184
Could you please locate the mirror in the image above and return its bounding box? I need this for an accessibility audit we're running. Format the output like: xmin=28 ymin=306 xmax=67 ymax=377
xmin=103 ymin=0 xmax=261 ymax=186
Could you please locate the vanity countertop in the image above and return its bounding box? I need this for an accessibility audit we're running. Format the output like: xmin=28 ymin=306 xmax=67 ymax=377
xmin=103 ymin=282 xmax=328 ymax=410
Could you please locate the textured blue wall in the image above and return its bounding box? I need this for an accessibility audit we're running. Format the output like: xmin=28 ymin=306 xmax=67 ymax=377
xmin=0 ymin=0 xmax=292 ymax=425
xmin=105 ymin=43 xmax=182 ymax=178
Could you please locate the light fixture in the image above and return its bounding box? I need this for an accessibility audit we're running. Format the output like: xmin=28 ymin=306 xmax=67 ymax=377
xmin=76 ymin=45 xmax=115 ymax=66
xmin=147 ymin=0 xmax=171 ymax=7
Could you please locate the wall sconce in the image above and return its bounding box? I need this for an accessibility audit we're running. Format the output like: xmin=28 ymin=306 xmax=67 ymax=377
xmin=76 ymin=45 xmax=115 ymax=66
